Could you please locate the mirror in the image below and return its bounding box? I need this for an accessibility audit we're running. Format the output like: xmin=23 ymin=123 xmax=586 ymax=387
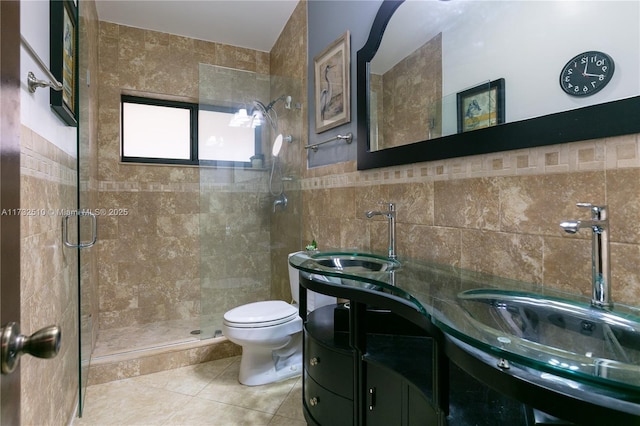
xmin=357 ymin=0 xmax=640 ymax=170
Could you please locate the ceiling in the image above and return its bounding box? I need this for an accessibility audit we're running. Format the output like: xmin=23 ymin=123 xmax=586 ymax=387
xmin=95 ymin=0 xmax=300 ymax=52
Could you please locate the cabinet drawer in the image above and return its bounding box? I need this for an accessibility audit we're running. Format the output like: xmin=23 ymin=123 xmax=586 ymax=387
xmin=305 ymin=334 xmax=353 ymax=399
xmin=304 ymin=373 xmax=353 ymax=426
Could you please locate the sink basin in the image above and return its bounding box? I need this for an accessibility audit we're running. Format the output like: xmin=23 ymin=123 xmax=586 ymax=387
xmin=310 ymin=252 xmax=400 ymax=273
xmin=457 ymin=289 xmax=640 ymax=369
xmin=295 ymin=251 xmax=422 ymax=307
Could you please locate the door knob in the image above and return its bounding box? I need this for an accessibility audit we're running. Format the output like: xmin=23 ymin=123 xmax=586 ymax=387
xmin=1 ymin=322 xmax=61 ymax=374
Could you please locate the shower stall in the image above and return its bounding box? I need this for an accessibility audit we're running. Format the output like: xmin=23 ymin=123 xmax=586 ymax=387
xmin=80 ymin=63 xmax=303 ymax=400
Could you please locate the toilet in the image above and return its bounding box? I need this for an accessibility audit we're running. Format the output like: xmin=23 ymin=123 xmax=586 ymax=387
xmin=222 ymin=252 xmax=335 ymax=386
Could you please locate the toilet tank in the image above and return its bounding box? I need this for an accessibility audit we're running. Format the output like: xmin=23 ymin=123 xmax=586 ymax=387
xmin=288 ymin=252 xmax=335 ymax=311
xmin=288 ymin=252 xmax=301 ymax=304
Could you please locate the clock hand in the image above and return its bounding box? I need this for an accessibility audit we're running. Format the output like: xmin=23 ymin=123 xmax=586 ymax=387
xmin=584 ymin=59 xmax=589 ymax=75
xmin=583 ymin=73 xmax=603 ymax=77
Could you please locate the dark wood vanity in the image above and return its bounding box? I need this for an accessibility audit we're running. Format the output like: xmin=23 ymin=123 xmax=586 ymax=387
xmin=297 ymin=270 xmax=640 ymax=426
xmin=302 ymin=302 xmax=440 ymax=425
xmin=299 ymin=272 xmax=445 ymax=425
xmin=298 ymin=273 xmax=538 ymax=426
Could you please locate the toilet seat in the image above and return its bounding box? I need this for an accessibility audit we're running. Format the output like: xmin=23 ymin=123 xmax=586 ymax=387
xmin=223 ymin=300 xmax=298 ymax=328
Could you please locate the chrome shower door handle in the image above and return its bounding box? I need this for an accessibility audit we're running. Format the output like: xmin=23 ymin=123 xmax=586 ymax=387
xmin=1 ymin=322 xmax=61 ymax=374
xmin=63 ymin=211 xmax=97 ymax=249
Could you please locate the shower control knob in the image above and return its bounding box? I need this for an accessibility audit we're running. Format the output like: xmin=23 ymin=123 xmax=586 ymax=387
xmin=1 ymin=322 xmax=61 ymax=374
xmin=310 ymin=357 xmax=320 ymax=366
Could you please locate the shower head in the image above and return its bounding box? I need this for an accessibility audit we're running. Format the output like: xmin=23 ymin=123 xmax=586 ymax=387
xmin=263 ymin=95 xmax=292 ymax=112
xmin=271 ymin=134 xmax=293 ymax=157
xmin=272 ymin=134 xmax=283 ymax=157
xmin=249 ymin=95 xmax=292 ymax=132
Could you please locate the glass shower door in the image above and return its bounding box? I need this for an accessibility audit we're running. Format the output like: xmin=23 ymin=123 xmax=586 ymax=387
xmin=197 ymin=64 xmax=304 ymax=339
xmin=198 ymin=64 xmax=273 ymax=338
xmin=77 ymin=0 xmax=98 ymax=415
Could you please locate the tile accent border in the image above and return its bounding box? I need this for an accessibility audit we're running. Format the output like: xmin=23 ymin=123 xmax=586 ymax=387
xmin=20 ymin=126 xmax=77 ymax=186
xmin=301 ymin=134 xmax=639 ymax=190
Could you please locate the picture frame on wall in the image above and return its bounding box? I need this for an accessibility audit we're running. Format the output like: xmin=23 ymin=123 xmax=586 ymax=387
xmin=314 ymin=31 xmax=351 ymax=133
xmin=50 ymin=0 xmax=78 ymax=126
xmin=456 ymin=78 xmax=505 ymax=133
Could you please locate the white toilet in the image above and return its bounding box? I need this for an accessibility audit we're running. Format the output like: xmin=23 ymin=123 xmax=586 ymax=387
xmin=222 ymin=252 xmax=335 ymax=386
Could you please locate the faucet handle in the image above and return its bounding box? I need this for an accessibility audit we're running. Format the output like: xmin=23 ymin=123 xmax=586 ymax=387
xmin=576 ymin=203 xmax=607 ymax=219
xmin=378 ymin=202 xmax=395 ymax=211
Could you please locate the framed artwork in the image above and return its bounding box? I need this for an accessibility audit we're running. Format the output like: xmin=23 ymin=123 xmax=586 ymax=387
xmin=50 ymin=0 xmax=78 ymax=126
xmin=314 ymin=31 xmax=350 ymax=133
xmin=457 ymin=78 xmax=505 ymax=133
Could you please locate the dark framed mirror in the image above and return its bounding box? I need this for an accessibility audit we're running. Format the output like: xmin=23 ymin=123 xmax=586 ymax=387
xmin=357 ymin=0 xmax=640 ymax=170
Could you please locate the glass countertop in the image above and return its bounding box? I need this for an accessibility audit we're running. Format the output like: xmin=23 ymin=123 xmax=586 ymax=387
xmin=290 ymin=250 xmax=640 ymax=402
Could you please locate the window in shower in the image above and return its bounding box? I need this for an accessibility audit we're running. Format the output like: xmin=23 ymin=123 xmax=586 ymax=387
xmin=121 ymin=95 xmax=262 ymax=167
xmin=198 ymin=105 xmax=262 ymax=167
xmin=121 ymin=95 xmax=198 ymax=165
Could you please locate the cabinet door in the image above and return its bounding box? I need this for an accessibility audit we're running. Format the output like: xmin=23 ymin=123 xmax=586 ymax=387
xmin=407 ymin=381 xmax=439 ymax=425
xmin=366 ymin=362 xmax=403 ymax=426
xmin=367 ymin=362 xmax=441 ymax=426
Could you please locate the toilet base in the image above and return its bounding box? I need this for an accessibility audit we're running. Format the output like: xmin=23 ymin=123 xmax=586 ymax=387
xmin=238 ymin=333 xmax=303 ymax=386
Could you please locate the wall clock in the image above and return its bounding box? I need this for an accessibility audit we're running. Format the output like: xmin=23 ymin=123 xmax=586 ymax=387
xmin=559 ymin=51 xmax=614 ymax=97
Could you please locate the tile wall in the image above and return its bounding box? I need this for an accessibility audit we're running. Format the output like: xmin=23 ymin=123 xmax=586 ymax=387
xmin=96 ymin=22 xmax=270 ymax=331
xmin=20 ymin=127 xmax=79 ymax=425
xmin=300 ymin=134 xmax=640 ymax=307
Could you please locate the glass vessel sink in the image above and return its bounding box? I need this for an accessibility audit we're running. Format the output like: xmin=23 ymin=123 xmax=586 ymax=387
xmin=456 ymin=289 xmax=640 ymax=386
xmin=309 ymin=251 xmax=400 ymax=273
xmin=290 ymin=250 xmax=640 ymax=402
xmin=290 ymin=250 xmax=424 ymax=308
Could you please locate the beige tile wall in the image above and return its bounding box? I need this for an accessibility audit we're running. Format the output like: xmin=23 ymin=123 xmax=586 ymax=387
xmin=97 ymin=22 xmax=230 ymax=330
xmin=300 ymin=134 xmax=640 ymax=307
xmin=20 ymin=126 xmax=79 ymax=425
xmin=96 ymin=17 xmax=301 ymax=333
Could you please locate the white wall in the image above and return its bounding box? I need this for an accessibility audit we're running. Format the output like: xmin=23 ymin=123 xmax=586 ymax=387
xmin=20 ymin=0 xmax=77 ymax=156
xmin=441 ymin=1 xmax=640 ymax=135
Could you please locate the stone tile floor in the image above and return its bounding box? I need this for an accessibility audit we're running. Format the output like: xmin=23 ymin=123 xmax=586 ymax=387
xmin=74 ymin=356 xmax=306 ymax=426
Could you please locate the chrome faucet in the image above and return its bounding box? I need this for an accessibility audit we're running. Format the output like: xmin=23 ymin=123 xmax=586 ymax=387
xmin=365 ymin=202 xmax=397 ymax=259
xmin=560 ymin=203 xmax=612 ymax=309
xmin=273 ymin=193 xmax=287 ymax=212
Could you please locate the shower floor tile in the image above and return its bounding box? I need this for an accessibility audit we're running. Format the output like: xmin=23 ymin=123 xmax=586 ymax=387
xmin=93 ymin=318 xmax=201 ymax=357
xmin=74 ymin=356 xmax=307 ymax=426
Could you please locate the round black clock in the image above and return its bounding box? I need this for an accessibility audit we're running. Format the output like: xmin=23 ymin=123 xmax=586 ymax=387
xmin=559 ymin=51 xmax=615 ymax=97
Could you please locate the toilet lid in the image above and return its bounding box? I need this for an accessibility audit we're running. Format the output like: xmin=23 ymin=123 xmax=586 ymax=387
xmin=223 ymin=301 xmax=298 ymax=328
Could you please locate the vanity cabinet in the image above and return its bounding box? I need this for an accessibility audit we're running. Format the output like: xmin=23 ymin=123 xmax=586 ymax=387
xmin=301 ymin=301 xmax=445 ymax=426
xmin=298 ymin=273 xmax=533 ymax=426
